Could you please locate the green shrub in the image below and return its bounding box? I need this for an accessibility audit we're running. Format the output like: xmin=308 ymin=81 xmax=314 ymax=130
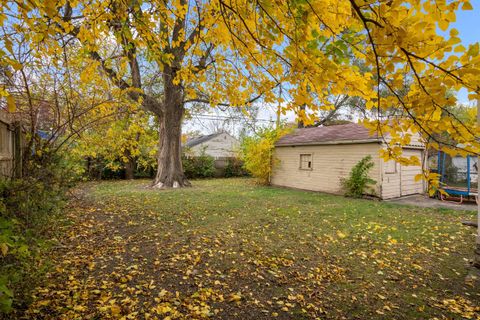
xmin=224 ymin=158 xmax=247 ymax=177
xmin=83 ymin=156 xmax=156 ymax=180
xmin=0 ymin=152 xmax=72 ymax=315
xmin=182 ymin=149 xmax=215 ymax=179
xmin=341 ymin=155 xmax=377 ymax=198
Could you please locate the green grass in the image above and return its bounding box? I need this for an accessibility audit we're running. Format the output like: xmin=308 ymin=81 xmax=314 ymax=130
xmin=19 ymin=178 xmax=480 ymax=319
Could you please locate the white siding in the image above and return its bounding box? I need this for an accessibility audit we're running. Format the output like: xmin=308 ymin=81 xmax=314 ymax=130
xmin=380 ymin=148 xmax=425 ymax=199
xmin=381 ymin=160 xmax=401 ymax=199
xmin=400 ymin=149 xmax=425 ymax=196
xmin=190 ymin=132 xmax=239 ymax=158
xmin=383 ymin=130 xmax=424 ymax=148
xmin=271 ymin=143 xmax=382 ymax=196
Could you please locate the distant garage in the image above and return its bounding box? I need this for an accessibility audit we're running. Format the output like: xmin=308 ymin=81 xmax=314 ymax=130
xmin=271 ymin=123 xmax=426 ymax=200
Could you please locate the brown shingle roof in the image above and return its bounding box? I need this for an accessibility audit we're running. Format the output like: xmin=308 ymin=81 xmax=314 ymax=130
xmin=276 ymin=123 xmax=380 ymax=146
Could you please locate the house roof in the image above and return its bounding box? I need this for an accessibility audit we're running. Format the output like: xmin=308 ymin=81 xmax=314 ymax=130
xmin=276 ymin=123 xmax=380 ymax=146
xmin=185 ymin=132 xmax=224 ymax=148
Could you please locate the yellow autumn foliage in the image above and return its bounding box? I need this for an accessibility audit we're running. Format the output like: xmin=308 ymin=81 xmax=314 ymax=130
xmin=240 ymin=126 xmax=292 ymax=185
xmin=0 ymin=0 xmax=478 ymax=187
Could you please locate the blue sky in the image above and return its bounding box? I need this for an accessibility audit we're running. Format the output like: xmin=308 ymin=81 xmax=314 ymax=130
xmin=448 ymin=0 xmax=480 ymax=102
xmin=452 ymin=0 xmax=479 ymax=46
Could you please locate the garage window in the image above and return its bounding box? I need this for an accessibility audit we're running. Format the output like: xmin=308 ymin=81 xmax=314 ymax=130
xmin=299 ymin=154 xmax=312 ymax=170
xmin=385 ymin=160 xmax=397 ymax=174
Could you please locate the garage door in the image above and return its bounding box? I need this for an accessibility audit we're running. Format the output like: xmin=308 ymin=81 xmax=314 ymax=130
xmin=400 ymin=149 xmax=424 ymax=196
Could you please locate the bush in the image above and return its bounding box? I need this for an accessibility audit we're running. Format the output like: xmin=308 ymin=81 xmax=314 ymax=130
xmin=341 ymin=155 xmax=377 ymax=198
xmin=240 ymin=126 xmax=291 ymax=184
xmin=182 ymin=150 xmax=215 ymax=179
xmin=0 ymin=152 xmax=72 ymax=315
xmin=83 ymin=156 xmax=156 ymax=180
xmin=224 ymin=158 xmax=247 ymax=178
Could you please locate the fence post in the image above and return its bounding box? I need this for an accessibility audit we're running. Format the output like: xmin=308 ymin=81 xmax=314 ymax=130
xmin=13 ymin=121 xmax=23 ymax=178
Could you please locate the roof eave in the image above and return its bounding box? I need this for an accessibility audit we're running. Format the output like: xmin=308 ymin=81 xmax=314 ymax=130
xmin=275 ymin=138 xmax=382 ymax=147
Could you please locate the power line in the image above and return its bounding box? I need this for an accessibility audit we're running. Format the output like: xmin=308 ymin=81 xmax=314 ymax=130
xmin=186 ymin=113 xmax=275 ymax=123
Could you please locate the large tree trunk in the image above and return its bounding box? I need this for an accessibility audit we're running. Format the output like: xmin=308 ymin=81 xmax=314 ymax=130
xmin=151 ymin=69 xmax=191 ymax=189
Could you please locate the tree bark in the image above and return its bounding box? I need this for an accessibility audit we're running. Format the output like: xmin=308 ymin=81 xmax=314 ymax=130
xmin=298 ymin=104 xmax=306 ymax=128
xmin=151 ymin=68 xmax=191 ymax=188
xmin=124 ymin=155 xmax=135 ymax=180
xmin=124 ymin=132 xmax=140 ymax=180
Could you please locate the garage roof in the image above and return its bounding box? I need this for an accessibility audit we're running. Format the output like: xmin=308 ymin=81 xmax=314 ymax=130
xmin=276 ymin=123 xmax=381 ymax=146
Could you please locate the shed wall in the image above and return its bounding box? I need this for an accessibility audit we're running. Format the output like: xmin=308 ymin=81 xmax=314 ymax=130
xmin=380 ymin=148 xmax=425 ymax=199
xmin=271 ymin=143 xmax=382 ymax=196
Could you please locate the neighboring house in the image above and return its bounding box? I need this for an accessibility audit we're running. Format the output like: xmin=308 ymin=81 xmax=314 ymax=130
xmin=184 ymin=132 xmax=239 ymax=158
xmin=271 ymin=123 xmax=426 ymax=199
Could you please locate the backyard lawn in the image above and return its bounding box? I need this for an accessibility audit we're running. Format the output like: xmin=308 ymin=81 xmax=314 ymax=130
xmin=20 ymin=178 xmax=479 ymax=319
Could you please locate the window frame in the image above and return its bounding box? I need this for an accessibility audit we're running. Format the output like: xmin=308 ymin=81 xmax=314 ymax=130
xmin=299 ymin=153 xmax=313 ymax=171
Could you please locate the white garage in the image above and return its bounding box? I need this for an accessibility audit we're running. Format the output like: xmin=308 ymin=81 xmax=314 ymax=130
xmin=271 ymin=123 xmax=426 ymax=200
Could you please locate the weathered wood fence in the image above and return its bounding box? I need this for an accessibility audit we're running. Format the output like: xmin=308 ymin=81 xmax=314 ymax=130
xmin=0 ymin=110 xmax=23 ymax=178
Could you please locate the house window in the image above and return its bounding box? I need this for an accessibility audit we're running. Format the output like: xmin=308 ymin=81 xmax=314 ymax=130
xmin=385 ymin=160 xmax=397 ymax=174
xmin=300 ymin=154 xmax=312 ymax=170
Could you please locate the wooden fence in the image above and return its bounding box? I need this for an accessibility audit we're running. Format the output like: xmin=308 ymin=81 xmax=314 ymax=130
xmin=0 ymin=110 xmax=22 ymax=178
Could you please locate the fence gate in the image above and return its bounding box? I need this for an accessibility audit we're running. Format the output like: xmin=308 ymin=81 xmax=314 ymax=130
xmin=0 ymin=110 xmax=22 ymax=178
